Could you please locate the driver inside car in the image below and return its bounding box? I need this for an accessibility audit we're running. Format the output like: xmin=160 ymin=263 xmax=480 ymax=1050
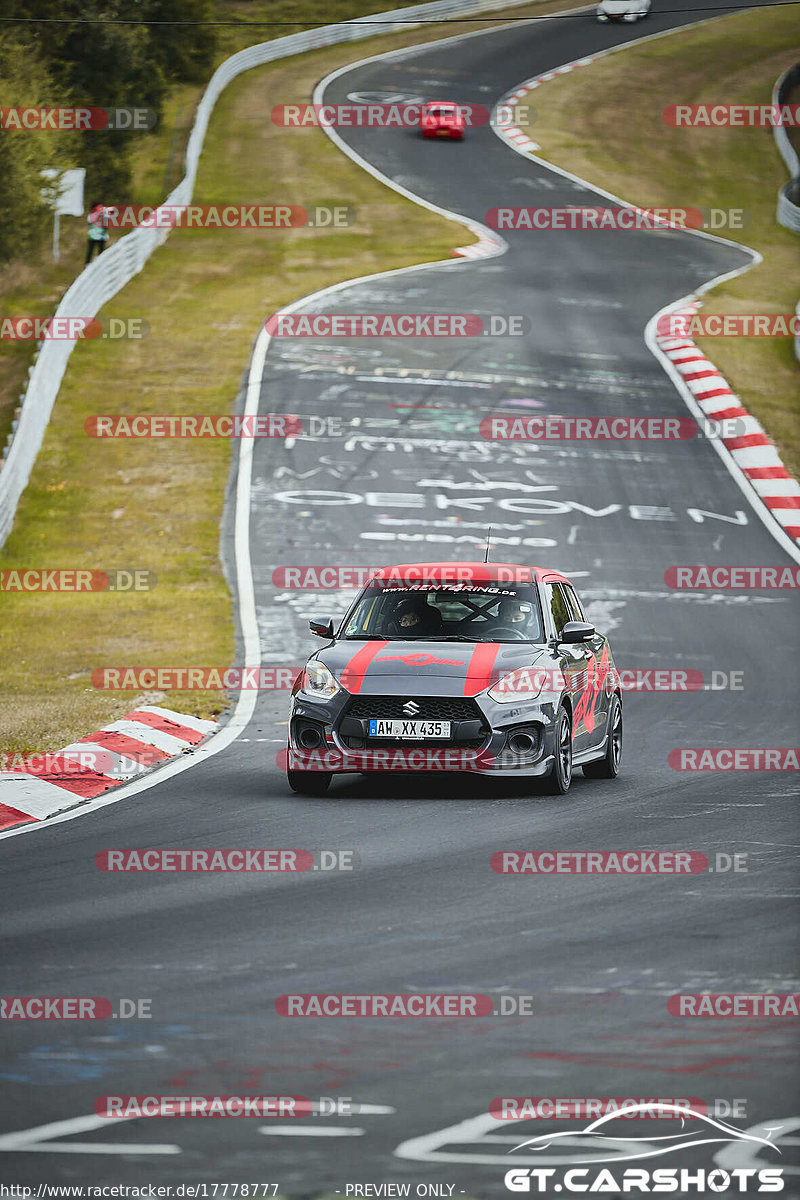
xmin=492 ymin=598 xmax=534 ymax=634
xmin=390 ymin=596 xmax=444 ymax=637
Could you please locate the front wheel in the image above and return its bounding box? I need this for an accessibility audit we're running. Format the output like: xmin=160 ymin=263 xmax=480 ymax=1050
xmin=583 ymin=694 xmax=622 ymax=779
xmin=545 ymin=706 xmax=572 ymax=794
xmin=287 ymin=769 xmax=331 ymax=796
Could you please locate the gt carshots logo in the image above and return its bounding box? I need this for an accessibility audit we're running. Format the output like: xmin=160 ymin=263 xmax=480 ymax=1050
xmin=503 ymin=1168 xmax=784 ymax=1192
xmin=503 ymin=1104 xmax=784 ymax=1191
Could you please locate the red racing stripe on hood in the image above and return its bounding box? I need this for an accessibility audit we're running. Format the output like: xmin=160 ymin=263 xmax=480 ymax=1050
xmin=463 ymin=643 xmax=500 ymax=696
xmin=339 ymin=642 xmax=386 ymax=694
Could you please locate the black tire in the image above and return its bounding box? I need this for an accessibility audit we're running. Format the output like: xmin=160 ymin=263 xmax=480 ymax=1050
xmin=583 ymin=694 xmax=622 ymax=779
xmin=545 ymin=706 xmax=572 ymax=794
xmin=287 ymin=769 xmax=331 ymax=796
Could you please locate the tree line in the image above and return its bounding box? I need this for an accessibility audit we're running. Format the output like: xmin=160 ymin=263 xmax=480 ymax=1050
xmin=0 ymin=0 xmax=217 ymax=263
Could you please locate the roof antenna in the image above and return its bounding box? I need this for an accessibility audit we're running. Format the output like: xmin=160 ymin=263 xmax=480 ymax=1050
xmin=484 ymin=526 xmax=492 ymax=563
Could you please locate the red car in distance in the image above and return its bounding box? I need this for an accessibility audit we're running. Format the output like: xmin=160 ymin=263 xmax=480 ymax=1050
xmin=420 ymin=101 xmax=466 ymax=140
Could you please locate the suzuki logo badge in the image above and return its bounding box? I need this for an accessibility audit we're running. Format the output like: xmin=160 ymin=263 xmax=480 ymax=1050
xmin=403 ymin=700 xmax=420 ymax=716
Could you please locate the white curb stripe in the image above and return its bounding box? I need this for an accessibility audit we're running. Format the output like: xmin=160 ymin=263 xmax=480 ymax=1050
xmin=101 ymin=720 xmax=195 ymax=757
xmin=136 ymin=706 xmax=217 ymax=734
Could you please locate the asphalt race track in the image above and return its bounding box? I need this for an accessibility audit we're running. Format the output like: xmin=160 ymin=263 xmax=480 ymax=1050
xmin=2 ymin=2 xmax=799 ymax=1194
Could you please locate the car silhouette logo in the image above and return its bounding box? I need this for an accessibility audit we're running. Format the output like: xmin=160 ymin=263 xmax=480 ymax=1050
xmin=509 ymin=1103 xmax=782 ymax=1164
xmin=403 ymin=700 xmax=420 ymax=716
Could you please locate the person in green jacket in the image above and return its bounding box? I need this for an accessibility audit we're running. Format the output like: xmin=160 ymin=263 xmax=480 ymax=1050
xmin=85 ymin=201 xmax=110 ymax=264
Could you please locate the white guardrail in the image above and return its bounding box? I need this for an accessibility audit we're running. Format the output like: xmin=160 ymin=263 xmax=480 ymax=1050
xmin=772 ymin=64 xmax=800 ymax=363
xmin=0 ymin=0 xmax=535 ymax=548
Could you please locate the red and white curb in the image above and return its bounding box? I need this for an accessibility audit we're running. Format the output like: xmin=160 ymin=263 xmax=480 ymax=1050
xmin=494 ymin=58 xmax=603 ymax=156
xmin=655 ymin=303 xmax=800 ymax=543
xmin=491 ymin=39 xmax=800 ymax=560
xmin=0 ymin=706 xmax=217 ymax=831
xmin=453 ymin=226 xmax=506 ymax=258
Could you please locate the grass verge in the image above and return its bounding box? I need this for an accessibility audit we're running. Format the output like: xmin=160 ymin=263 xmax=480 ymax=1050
xmin=0 ymin=0 xmax=436 ymax=448
xmin=513 ymin=7 xmax=800 ymax=476
xmin=0 ymin=0 xmax=575 ymax=755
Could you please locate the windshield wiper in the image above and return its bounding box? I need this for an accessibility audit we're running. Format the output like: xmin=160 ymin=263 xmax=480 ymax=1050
xmin=414 ymin=634 xmax=489 ymax=642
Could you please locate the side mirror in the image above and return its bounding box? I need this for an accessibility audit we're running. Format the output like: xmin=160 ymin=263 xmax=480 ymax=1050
xmin=309 ymin=616 xmax=335 ymax=639
xmin=560 ymin=620 xmax=596 ymax=644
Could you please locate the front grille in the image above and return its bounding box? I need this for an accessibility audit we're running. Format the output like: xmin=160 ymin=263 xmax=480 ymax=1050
xmin=345 ymin=696 xmax=482 ymax=721
xmin=340 ymin=694 xmax=488 ymax=751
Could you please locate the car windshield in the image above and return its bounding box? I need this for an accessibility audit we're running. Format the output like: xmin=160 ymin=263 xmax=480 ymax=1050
xmin=341 ymin=583 xmax=544 ymax=643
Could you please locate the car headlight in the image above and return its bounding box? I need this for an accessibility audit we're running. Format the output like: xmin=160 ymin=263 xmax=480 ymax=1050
xmin=299 ymin=661 xmax=340 ymax=701
xmin=488 ymin=666 xmax=559 ymax=703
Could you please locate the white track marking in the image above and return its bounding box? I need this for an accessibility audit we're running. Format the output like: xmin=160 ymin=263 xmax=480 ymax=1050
xmin=259 ymin=1126 xmax=365 ymax=1137
xmin=0 ymin=1114 xmax=180 ymax=1156
xmin=393 ymin=1112 xmax=648 ymax=1166
xmin=715 ymin=1118 xmax=800 ymax=1174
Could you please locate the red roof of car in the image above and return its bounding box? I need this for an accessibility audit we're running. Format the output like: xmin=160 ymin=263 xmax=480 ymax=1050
xmin=366 ymin=562 xmax=571 ymax=585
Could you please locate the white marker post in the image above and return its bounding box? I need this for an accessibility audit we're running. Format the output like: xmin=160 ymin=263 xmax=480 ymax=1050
xmin=40 ymin=167 xmax=85 ymax=263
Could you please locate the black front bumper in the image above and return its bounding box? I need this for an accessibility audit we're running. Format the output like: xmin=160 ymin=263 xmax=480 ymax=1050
xmin=288 ymin=689 xmax=559 ymax=776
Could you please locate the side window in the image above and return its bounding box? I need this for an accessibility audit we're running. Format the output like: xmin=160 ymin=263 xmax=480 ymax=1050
xmin=563 ymin=585 xmax=584 ymax=623
xmin=545 ymin=583 xmax=571 ymax=637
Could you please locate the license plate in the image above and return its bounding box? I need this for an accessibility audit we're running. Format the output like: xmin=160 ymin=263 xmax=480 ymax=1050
xmin=368 ymin=719 xmax=451 ymax=738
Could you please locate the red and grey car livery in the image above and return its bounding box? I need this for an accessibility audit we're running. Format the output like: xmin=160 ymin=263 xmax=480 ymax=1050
xmin=286 ymin=562 xmax=622 ymax=795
